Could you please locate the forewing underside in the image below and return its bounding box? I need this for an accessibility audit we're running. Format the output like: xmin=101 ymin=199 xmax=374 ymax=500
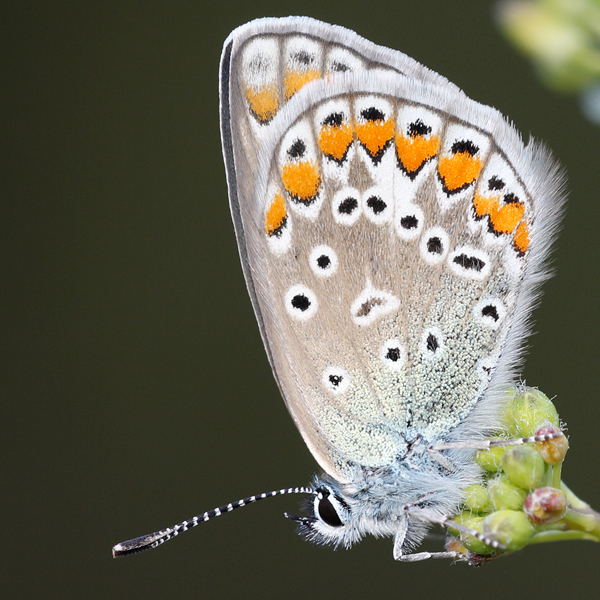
xmin=220 ymin=20 xmax=459 ymax=477
xmin=221 ymin=17 xmax=460 ymax=215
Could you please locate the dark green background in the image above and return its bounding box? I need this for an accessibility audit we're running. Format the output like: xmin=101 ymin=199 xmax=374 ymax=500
xmin=4 ymin=0 xmax=599 ymax=597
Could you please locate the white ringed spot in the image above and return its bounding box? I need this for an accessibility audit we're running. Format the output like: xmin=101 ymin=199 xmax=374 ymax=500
xmin=284 ymin=284 xmax=318 ymax=321
xmin=380 ymin=339 xmax=406 ymax=371
xmin=363 ymin=187 xmax=393 ymax=225
xmin=448 ymin=246 xmax=491 ymax=280
xmin=473 ymin=298 xmax=507 ymax=330
xmin=332 ymin=187 xmax=362 ymax=225
xmin=309 ymin=245 xmax=338 ymax=277
xmin=350 ymin=283 xmax=400 ymax=326
xmin=420 ymin=227 xmax=449 ymax=265
xmin=322 ymin=367 xmax=350 ymax=395
xmin=395 ymin=203 xmax=424 ymax=241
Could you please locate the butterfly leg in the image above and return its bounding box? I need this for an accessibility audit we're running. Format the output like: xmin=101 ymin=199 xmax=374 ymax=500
xmin=396 ymin=551 xmax=465 ymax=562
xmin=407 ymin=506 xmax=506 ymax=552
xmin=427 ymin=447 xmax=458 ymax=472
xmin=392 ymin=513 xmax=466 ymax=562
xmin=430 ymin=428 xmax=565 ymax=452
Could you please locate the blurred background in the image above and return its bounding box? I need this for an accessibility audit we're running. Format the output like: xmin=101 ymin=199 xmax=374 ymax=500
xmin=3 ymin=0 xmax=599 ymax=597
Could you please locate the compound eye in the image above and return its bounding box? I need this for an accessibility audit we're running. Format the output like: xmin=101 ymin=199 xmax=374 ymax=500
xmin=317 ymin=493 xmax=343 ymax=527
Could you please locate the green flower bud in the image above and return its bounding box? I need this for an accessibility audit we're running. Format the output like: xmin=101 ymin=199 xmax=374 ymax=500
xmin=535 ymin=424 xmax=569 ymax=465
xmin=523 ymin=487 xmax=568 ymax=525
xmin=447 ymin=512 xmax=466 ymax=538
xmin=451 ymin=513 xmax=492 ymax=555
xmin=501 ymin=445 xmax=546 ymax=490
xmin=488 ymin=475 xmax=527 ymax=511
xmin=483 ymin=510 xmax=536 ymax=552
xmin=475 ymin=443 xmax=508 ymax=472
xmin=510 ymin=388 xmax=560 ymax=437
xmin=463 ymin=484 xmax=492 ymax=513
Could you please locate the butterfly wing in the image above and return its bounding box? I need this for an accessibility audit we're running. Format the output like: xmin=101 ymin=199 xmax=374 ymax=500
xmin=220 ymin=17 xmax=565 ymax=481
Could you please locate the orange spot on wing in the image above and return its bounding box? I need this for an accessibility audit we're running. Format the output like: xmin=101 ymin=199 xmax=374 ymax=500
xmin=283 ymin=69 xmax=320 ymax=100
xmin=355 ymin=119 xmax=395 ymax=157
xmin=438 ymin=152 xmax=482 ymax=192
xmin=245 ymin=85 xmax=280 ymax=123
xmin=395 ymin=133 xmax=440 ymax=173
xmin=318 ymin=123 xmax=353 ymax=161
xmin=281 ymin=161 xmax=321 ymax=201
xmin=473 ymin=192 xmax=500 ymax=218
xmin=473 ymin=193 xmax=525 ymax=235
xmin=513 ymin=219 xmax=530 ymax=253
xmin=265 ymin=191 xmax=287 ymax=236
xmin=491 ymin=202 xmax=525 ymax=234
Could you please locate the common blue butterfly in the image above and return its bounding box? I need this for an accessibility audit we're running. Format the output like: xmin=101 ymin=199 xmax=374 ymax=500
xmin=113 ymin=16 xmax=566 ymax=563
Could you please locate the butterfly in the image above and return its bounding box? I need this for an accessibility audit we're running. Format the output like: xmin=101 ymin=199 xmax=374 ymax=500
xmin=113 ymin=16 xmax=566 ymax=563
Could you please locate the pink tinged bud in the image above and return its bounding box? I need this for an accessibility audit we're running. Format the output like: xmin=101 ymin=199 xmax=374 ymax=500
xmin=535 ymin=424 xmax=569 ymax=465
xmin=523 ymin=487 xmax=568 ymax=525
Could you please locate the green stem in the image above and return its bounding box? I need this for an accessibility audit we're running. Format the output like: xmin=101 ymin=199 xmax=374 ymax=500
xmin=529 ymin=529 xmax=600 ymax=545
xmin=559 ymin=482 xmax=600 ymax=539
xmin=552 ymin=462 xmax=562 ymax=489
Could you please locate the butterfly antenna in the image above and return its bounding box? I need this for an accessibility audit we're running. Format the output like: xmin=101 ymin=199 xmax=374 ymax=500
xmin=112 ymin=486 xmax=315 ymax=558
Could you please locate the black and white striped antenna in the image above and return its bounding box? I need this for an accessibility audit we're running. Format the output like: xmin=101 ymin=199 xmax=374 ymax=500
xmin=112 ymin=486 xmax=315 ymax=557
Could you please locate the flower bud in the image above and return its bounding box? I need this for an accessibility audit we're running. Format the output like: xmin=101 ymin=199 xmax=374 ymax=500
xmin=451 ymin=513 xmax=492 ymax=554
xmin=523 ymin=487 xmax=568 ymax=525
xmin=501 ymin=445 xmax=546 ymax=490
xmin=500 ymin=386 xmax=521 ymax=436
xmin=483 ymin=510 xmax=536 ymax=552
xmin=463 ymin=484 xmax=492 ymax=513
xmin=475 ymin=443 xmax=508 ymax=472
xmin=510 ymin=388 xmax=560 ymax=437
xmin=535 ymin=424 xmax=569 ymax=465
xmin=488 ymin=475 xmax=527 ymax=511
